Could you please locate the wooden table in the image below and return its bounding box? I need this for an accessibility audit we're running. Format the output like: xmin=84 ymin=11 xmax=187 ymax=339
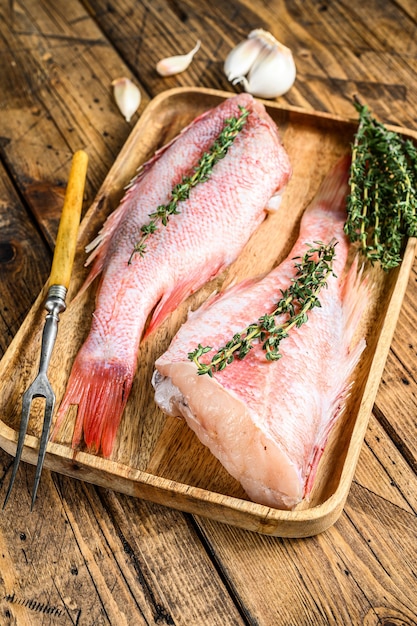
xmin=0 ymin=1 xmax=416 ymax=624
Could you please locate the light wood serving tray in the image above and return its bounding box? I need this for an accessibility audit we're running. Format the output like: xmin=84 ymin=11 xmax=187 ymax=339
xmin=0 ymin=87 xmax=415 ymax=537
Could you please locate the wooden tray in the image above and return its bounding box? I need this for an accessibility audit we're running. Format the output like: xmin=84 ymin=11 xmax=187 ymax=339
xmin=0 ymin=87 xmax=415 ymax=537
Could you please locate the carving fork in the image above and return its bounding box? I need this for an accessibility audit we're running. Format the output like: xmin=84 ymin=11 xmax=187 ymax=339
xmin=3 ymin=150 xmax=88 ymax=509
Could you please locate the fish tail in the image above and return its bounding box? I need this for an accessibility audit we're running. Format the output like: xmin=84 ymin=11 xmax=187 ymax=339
xmin=308 ymin=154 xmax=351 ymax=216
xmin=341 ymin=255 xmax=371 ymax=344
xmin=54 ymin=348 xmax=133 ymax=457
xmin=304 ymin=256 xmax=370 ymax=498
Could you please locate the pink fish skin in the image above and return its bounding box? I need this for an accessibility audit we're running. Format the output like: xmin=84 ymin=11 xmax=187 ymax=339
xmin=153 ymin=156 xmax=370 ymax=510
xmin=55 ymin=94 xmax=291 ymax=457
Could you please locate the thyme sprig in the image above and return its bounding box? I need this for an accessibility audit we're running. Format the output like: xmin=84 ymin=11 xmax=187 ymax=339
xmin=188 ymin=241 xmax=337 ymax=376
xmin=345 ymin=98 xmax=417 ymax=271
xmin=128 ymin=105 xmax=250 ymax=264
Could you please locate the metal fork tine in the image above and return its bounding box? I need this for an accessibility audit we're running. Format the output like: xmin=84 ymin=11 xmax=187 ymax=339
xmin=2 ymin=390 xmax=34 ymax=509
xmin=31 ymin=385 xmax=55 ymax=509
xmin=3 ymin=287 xmax=66 ymax=508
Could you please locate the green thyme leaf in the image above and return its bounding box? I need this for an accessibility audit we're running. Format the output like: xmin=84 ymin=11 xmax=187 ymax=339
xmin=345 ymin=98 xmax=417 ymax=271
xmin=128 ymin=105 xmax=250 ymax=264
xmin=188 ymin=240 xmax=337 ymax=376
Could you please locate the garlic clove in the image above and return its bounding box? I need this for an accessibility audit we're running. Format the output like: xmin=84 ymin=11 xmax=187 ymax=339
xmin=224 ymin=37 xmax=264 ymax=82
xmin=224 ymin=29 xmax=296 ymax=99
xmin=156 ymin=40 xmax=201 ymax=77
xmin=243 ymin=42 xmax=296 ymax=98
xmin=112 ymin=77 xmax=141 ymax=122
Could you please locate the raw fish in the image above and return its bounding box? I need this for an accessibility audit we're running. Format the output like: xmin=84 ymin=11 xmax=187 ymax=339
xmin=153 ymin=157 xmax=369 ymax=510
xmin=55 ymin=94 xmax=291 ymax=456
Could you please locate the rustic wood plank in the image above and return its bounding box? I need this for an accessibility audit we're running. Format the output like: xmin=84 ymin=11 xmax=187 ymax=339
xmin=194 ymin=482 xmax=417 ymax=625
xmin=70 ymin=486 xmax=245 ymax=626
xmin=0 ymin=455 xmax=114 ymax=625
xmin=0 ymin=0 xmax=416 ymax=623
xmin=389 ymin=268 xmax=417 ymax=378
xmin=356 ymin=416 xmax=417 ymax=514
xmin=82 ymin=0 xmax=266 ymax=96
xmin=375 ymin=351 xmax=417 ymax=471
xmin=0 ymin=458 xmax=245 ymax=625
xmin=373 ymin=266 xmax=417 ymax=471
xmin=0 ymin=0 xmax=150 ymax=247
xmin=222 ymin=0 xmax=417 ymax=127
xmin=0 ymin=162 xmax=50 ymax=355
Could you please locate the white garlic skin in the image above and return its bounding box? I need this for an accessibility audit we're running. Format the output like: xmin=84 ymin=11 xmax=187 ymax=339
xmin=225 ymin=29 xmax=296 ymax=99
xmin=112 ymin=77 xmax=141 ymax=122
xmin=156 ymin=40 xmax=201 ymax=77
xmin=224 ymin=37 xmax=263 ymax=82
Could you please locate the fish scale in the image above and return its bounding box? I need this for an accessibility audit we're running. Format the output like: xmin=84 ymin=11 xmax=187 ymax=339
xmin=54 ymin=93 xmax=291 ymax=457
xmin=153 ymin=156 xmax=370 ymax=510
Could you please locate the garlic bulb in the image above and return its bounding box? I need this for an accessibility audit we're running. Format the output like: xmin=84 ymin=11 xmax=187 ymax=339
xmin=112 ymin=77 xmax=141 ymax=122
xmin=224 ymin=29 xmax=296 ymax=99
xmin=156 ymin=40 xmax=201 ymax=77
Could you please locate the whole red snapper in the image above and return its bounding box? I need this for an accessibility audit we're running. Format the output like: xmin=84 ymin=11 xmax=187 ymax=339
xmin=55 ymin=94 xmax=292 ymax=456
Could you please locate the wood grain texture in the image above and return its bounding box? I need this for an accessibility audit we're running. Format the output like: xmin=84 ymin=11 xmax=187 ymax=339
xmin=0 ymin=0 xmax=416 ymax=623
xmin=0 ymin=161 xmax=51 ymax=354
xmin=193 ymin=480 xmax=417 ymax=625
xmin=2 ymin=87 xmax=415 ymax=538
xmin=0 ymin=460 xmax=245 ymax=625
xmin=0 ymin=0 xmax=149 ymax=246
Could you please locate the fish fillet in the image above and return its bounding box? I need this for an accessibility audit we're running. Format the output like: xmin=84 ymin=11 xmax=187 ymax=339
xmin=153 ymin=156 xmax=369 ymax=510
xmin=55 ymin=94 xmax=292 ymax=456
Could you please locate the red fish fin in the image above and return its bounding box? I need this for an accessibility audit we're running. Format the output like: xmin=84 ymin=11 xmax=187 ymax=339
xmin=303 ymin=384 xmax=352 ymax=498
xmin=76 ymin=259 xmax=104 ymax=298
xmin=340 ymin=255 xmax=371 ymax=346
xmin=73 ymin=203 xmax=131 ymax=298
xmin=144 ymin=275 xmax=203 ymax=338
xmin=53 ymin=349 xmax=133 ymax=457
xmin=307 ymin=154 xmax=351 ymax=216
xmin=304 ymin=258 xmax=370 ymax=498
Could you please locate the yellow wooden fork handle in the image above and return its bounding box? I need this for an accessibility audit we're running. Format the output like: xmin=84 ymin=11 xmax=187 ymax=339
xmin=49 ymin=150 xmax=89 ymax=289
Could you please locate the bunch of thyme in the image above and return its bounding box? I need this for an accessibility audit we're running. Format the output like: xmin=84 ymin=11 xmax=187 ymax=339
xmin=188 ymin=240 xmax=337 ymax=377
xmin=345 ymin=98 xmax=417 ymax=271
xmin=128 ymin=105 xmax=250 ymax=263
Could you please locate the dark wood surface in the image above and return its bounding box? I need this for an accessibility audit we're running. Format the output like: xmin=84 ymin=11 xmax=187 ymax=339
xmin=0 ymin=1 xmax=416 ymax=624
